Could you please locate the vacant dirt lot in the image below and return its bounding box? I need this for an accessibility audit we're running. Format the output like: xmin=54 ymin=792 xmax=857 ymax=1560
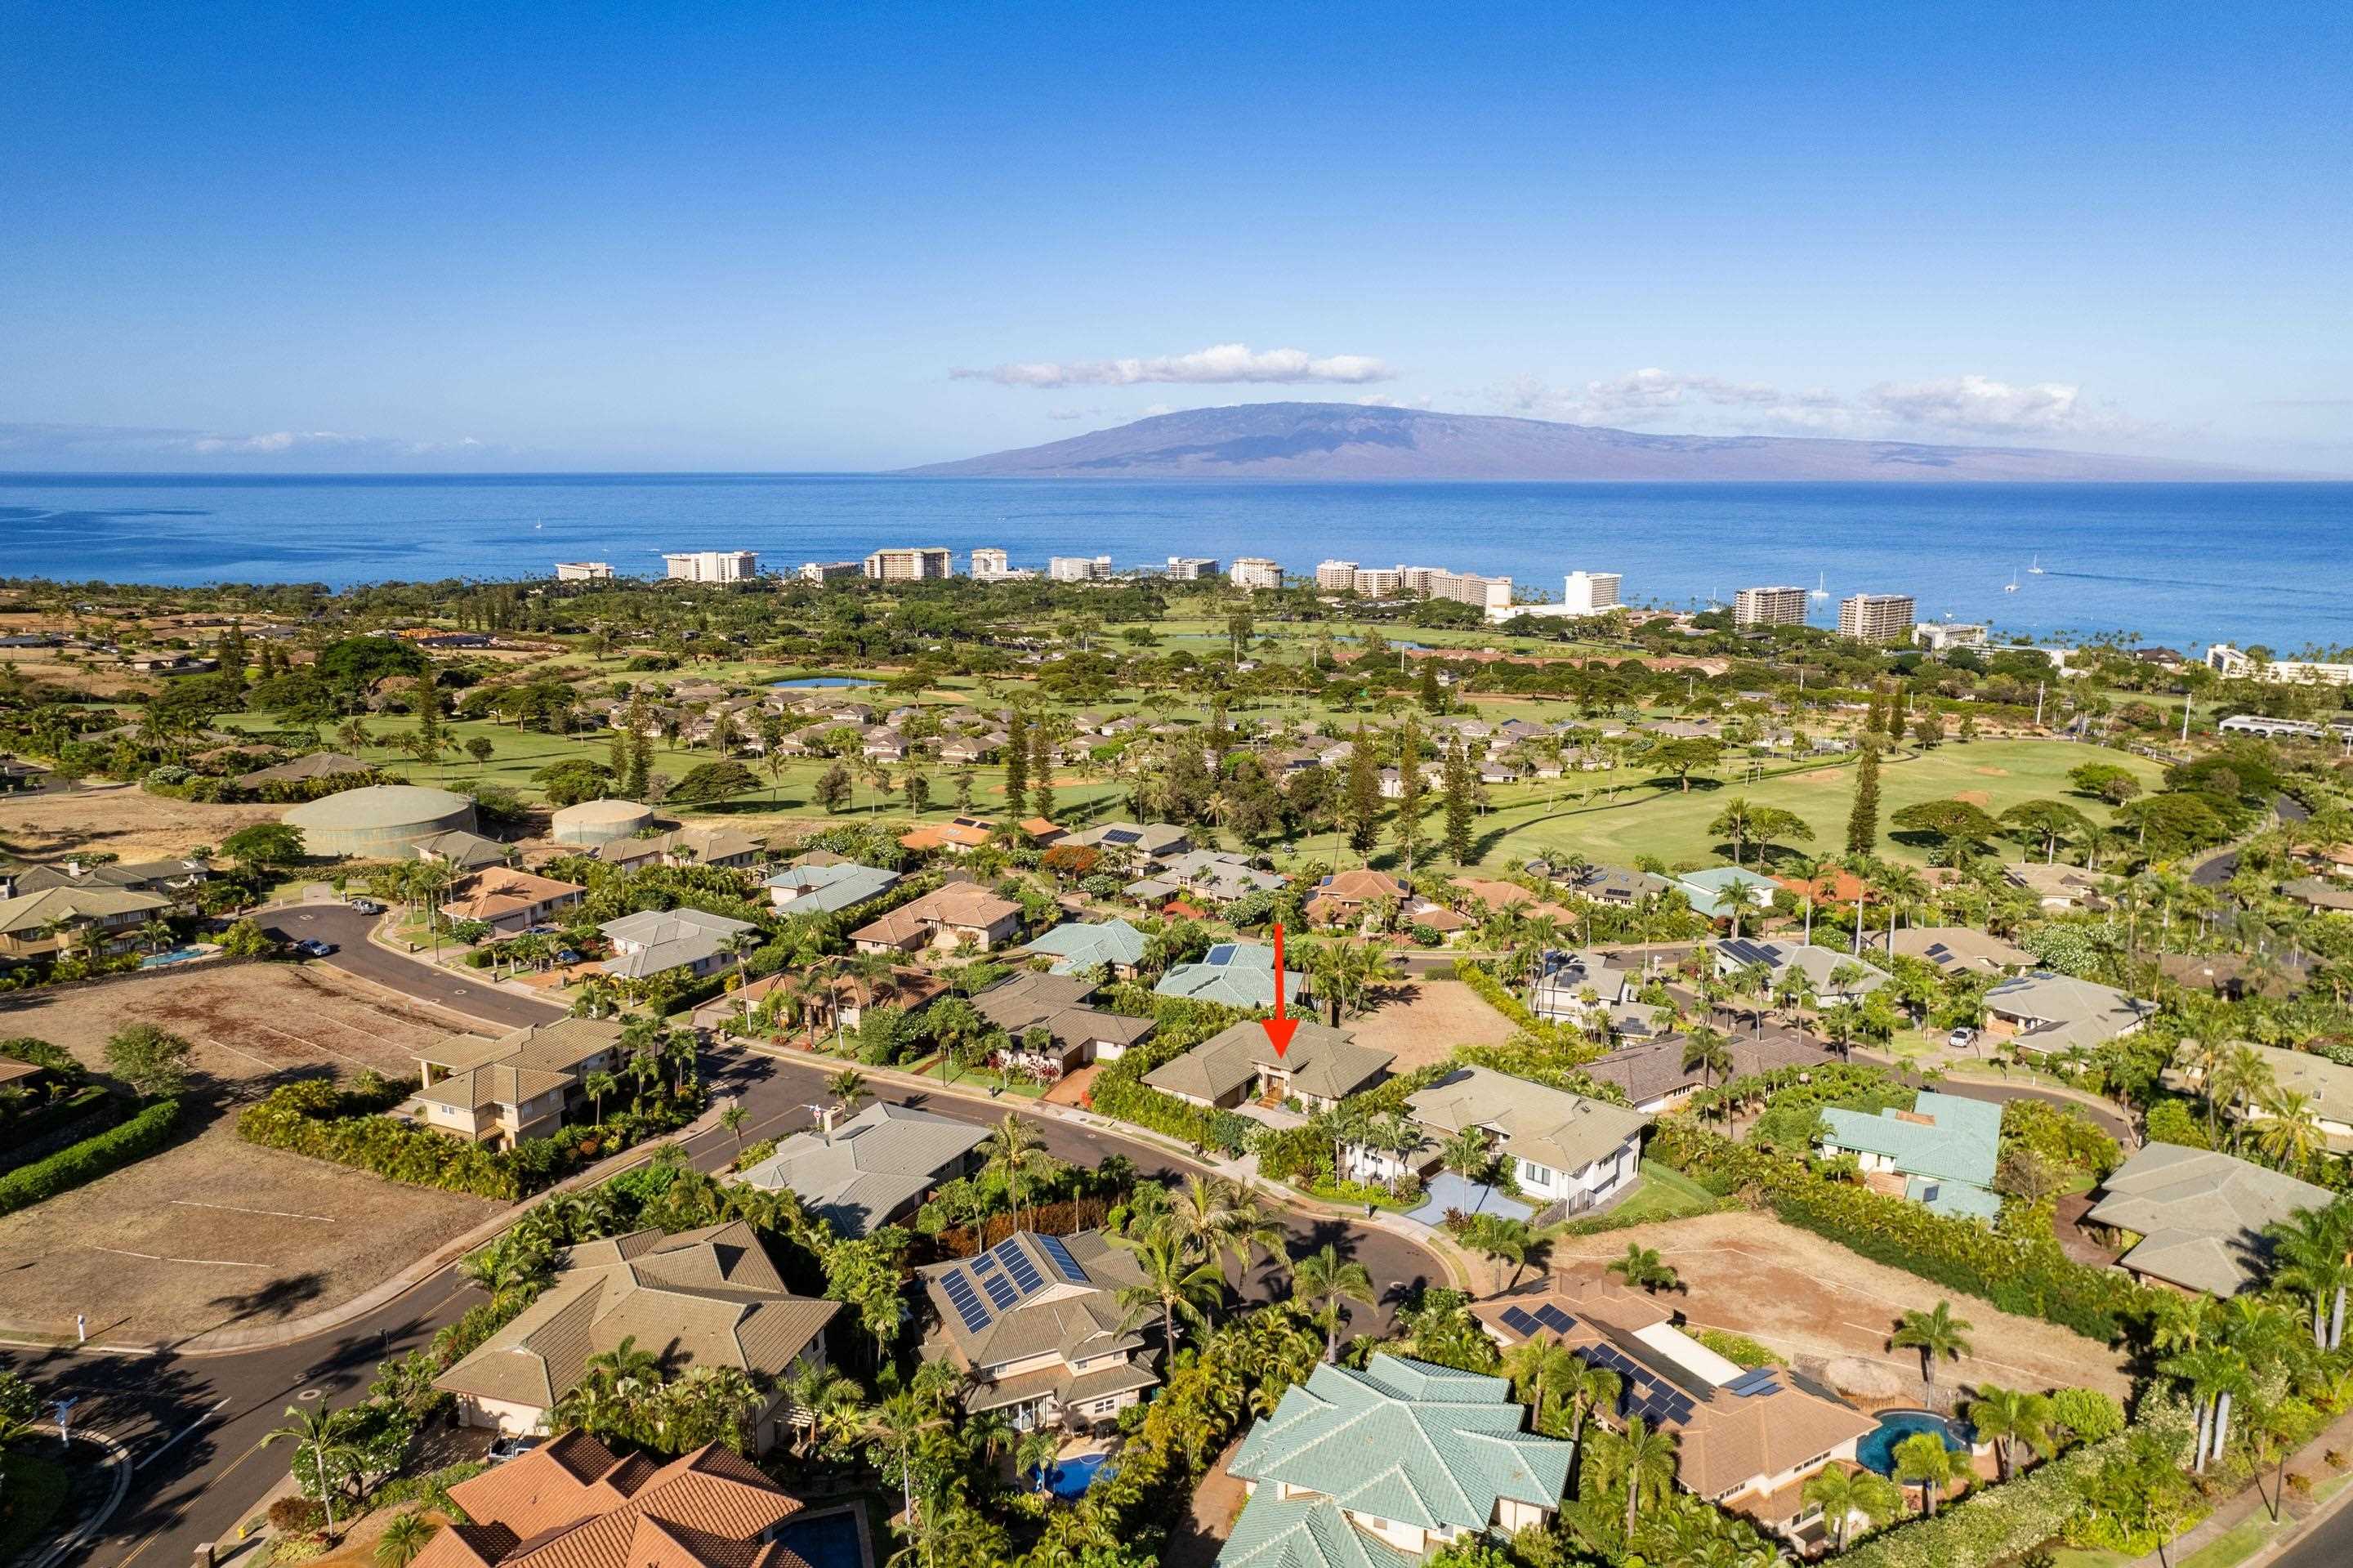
xmin=1344 ymin=979 xmax=1519 ymax=1070
xmin=1547 ymin=1209 xmax=2132 ymax=1399
xmin=1 ymin=780 xmax=282 ymax=864
xmin=0 ymin=963 xmax=506 ymax=1346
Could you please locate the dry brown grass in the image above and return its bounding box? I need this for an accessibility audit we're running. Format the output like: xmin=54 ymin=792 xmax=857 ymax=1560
xmin=1547 ymin=1209 xmax=2132 ymax=1396
xmin=0 ymin=964 xmax=505 ymax=1343
xmin=1342 ymin=979 xmax=1518 ymax=1071
xmin=1 ymin=780 xmax=283 ymax=864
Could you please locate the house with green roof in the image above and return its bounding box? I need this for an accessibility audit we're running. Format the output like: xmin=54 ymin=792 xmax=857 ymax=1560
xmin=1817 ymin=1089 xmax=2002 ymax=1220
xmin=1673 ymin=866 xmax=1778 ymax=922
xmin=1024 ymin=917 xmax=1150 ymax=978
xmin=1155 ymin=940 xmax=1310 ymax=1011
xmin=1220 ymin=1354 xmax=1573 ymax=1567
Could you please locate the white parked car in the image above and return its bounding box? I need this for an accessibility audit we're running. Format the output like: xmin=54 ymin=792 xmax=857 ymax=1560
xmin=1948 ymin=1026 xmax=1977 ymax=1049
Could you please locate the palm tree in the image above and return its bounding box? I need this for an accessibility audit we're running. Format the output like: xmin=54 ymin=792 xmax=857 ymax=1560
xmin=2253 ymin=1086 xmax=2324 ymax=1171
xmin=1802 ymin=1465 xmax=1901 ymax=1551
xmin=1290 ymin=1244 xmax=1375 ymax=1361
xmin=1680 ymin=1027 xmax=1735 ymax=1125
xmin=1891 ymin=1430 xmax=1956 ymax=1516
xmin=858 ymin=1387 xmax=953 ymax=1524
xmin=2268 ymin=1202 xmax=2353 ymax=1351
xmin=1015 ymin=1426 xmax=1060 ymax=1491
xmin=1459 ymin=1213 xmax=1538 ymax=1291
xmin=1595 ymin=1413 xmax=1679 ymax=1535
xmin=1965 ymin=1386 xmax=2054 ymax=1481
xmin=1439 ymin=1127 xmax=1494 ymax=1185
xmin=264 ymin=1404 xmax=362 ymax=1538
xmin=583 ymin=1068 xmax=618 ymax=1124
xmin=583 ymin=1333 xmax=663 ymax=1396
xmin=1558 ymin=1357 xmax=1623 ymax=1495
xmin=374 ymin=1512 xmax=436 ymax=1568
xmin=1606 ymin=1242 xmax=1680 ymax=1294
xmin=1112 ymin=1224 xmax=1225 ymax=1355
xmin=1166 ymin=1175 xmax=1287 ymax=1287
xmin=717 ymin=928 xmax=759 ymax=995
xmin=2211 ymin=1043 xmax=2277 ymax=1150
xmin=1889 ymin=1301 xmax=1972 ymax=1385
xmin=719 ymin=1104 xmax=749 ymax=1149
xmin=827 ymin=1067 xmax=869 ymax=1119
xmin=980 ymin=1113 xmax=1051 ymax=1231
xmin=1502 ymin=1337 xmax=1581 ymax=1432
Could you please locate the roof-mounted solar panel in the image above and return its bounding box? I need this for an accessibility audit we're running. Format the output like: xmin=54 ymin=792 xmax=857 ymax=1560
xmin=1038 ymin=1233 xmax=1088 ymax=1284
xmin=1499 ymin=1307 xmax=1543 ymax=1336
xmin=1534 ymin=1304 xmax=1578 ymax=1333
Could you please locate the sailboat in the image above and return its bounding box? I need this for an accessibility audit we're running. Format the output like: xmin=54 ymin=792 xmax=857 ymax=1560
xmin=1808 ymin=572 xmax=1829 ymax=602
xmin=2003 ymin=570 xmax=2020 ymax=593
xmin=2027 ymin=554 xmax=2045 ymax=574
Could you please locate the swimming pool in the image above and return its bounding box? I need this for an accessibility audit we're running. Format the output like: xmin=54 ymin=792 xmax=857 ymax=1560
xmin=1029 ymin=1453 xmax=1114 ymax=1499
xmin=773 ymin=1508 xmax=863 ymax=1568
xmin=772 ymin=677 xmax=879 ymax=689
xmin=1856 ymin=1410 xmax=1975 ymax=1474
xmin=140 ymin=946 xmax=213 ymax=968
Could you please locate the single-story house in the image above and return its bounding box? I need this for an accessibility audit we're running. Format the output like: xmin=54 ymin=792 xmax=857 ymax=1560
xmin=971 ymin=971 xmax=1156 ymax=1072
xmin=599 ymin=907 xmax=759 ymax=983
xmin=1582 ymin=1033 xmax=1841 ymax=1115
xmin=2004 ymin=862 xmax=2107 ymax=910
xmin=433 ymin=1222 xmax=836 ymax=1450
xmin=409 ymin=829 xmax=514 ymax=872
xmin=440 ymin=866 xmax=586 ymax=937
xmin=850 ymin=882 xmax=1024 ymax=954
xmin=1714 ymin=937 xmax=1890 ymax=1003
xmin=1818 ymin=1089 xmax=2002 ymax=1221
xmin=2085 ymin=1142 xmax=2336 ymax=1298
xmin=1984 ymin=972 xmax=2154 ymax=1055
xmin=898 ymin=815 xmax=997 ymax=855
xmin=1530 ymin=948 xmax=1638 ymax=1024
xmin=764 ymin=860 xmax=900 ymax=917
xmin=731 ymin=1101 xmax=986 ymax=1235
xmin=1675 ymin=868 xmax=1779 ymax=922
xmin=1145 ymin=1018 xmax=1392 ymax=1115
xmin=1154 ymin=940 xmax=1310 ymax=1011
xmin=1023 ymin=918 xmax=1149 ymax=978
xmin=2168 ymin=1040 xmax=2353 ymax=1150
xmin=1891 ymin=926 xmax=2036 ymax=976
xmin=1066 ymin=821 xmax=1191 ymax=868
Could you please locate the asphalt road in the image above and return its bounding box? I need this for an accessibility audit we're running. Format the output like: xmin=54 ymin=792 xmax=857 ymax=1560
xmin=4 ymin=998 xmax=1441 ymax=1568
xmin=2193 ymin=793 xmax=2312 ymax=887
xmin=265 ymin=903 xmax=568 ymax=1030
xmin=2275 ymin=1487 xmax=2353 ymax=1568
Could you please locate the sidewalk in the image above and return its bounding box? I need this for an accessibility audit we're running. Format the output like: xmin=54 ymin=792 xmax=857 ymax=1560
xmin=2128 ymin=1403 xmax=2353 ymax=1568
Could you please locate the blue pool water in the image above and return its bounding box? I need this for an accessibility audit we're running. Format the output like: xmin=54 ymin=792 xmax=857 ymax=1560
xmin=1857 ymin=1410 xmax=1975 ymax=1475
xmin=1029 ymin=1453 xmax=1114 ymax=1499
xmin=773 ymin=1509 xmax=862 ymax=1568
xmin=139 ymin=947 xmax=212 ymax=968
xmin=772 ymin=676 xmax=879 ymax=689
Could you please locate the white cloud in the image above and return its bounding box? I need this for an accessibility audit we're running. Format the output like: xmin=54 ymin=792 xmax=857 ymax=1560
xmin=952 ymin=342 xmax=1395 ymax=389
xmin=1860 ymin=375 xmax=2148 ymax=439
xmin=1044 ymin=406 xmax=1103 ymax=422
xmin=0 ymin=422 xmax=499 ymax=466
xmin=1489 ymin=368 xmax=2154 ymax=444
xmin=1356 ymin=392 xmax=1432 ymax=409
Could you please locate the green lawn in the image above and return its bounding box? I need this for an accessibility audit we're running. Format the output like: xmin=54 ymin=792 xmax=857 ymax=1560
xmin=0 ymin=1448 xmax=70 ymax=1564
xmin=1444 ymin=739 xmax=2163 ymax=872
xmin=2180 ymin=1518 xmax=2275 ymax=1568
xmin=2051 ymin=1549 xmax=2132 ymax=1568
xmin=1565 ymin=1159 xmax=1722 ymax=1230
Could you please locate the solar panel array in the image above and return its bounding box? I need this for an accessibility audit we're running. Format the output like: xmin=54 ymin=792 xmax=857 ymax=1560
xmin=1038 ymin=1233 xmax=1089 ymax=1284
xmin=1205 ymin=943 xmax=1236 ymax=964
xmin=994 ymin=1238 xmax=1046 ymax=1293
xmin=1534 ymin=1304 xmax=1578 ymax=1334
xmin=940 ymin=1268 xmax=993 ymax=1333
xmin=1499 ymin=1306 xmax=1543 ymax=1336
xmin=1576 ymin=1342 xmax=1695 ymax=1427
xmin=1726 ymin=1366 xmax=1782 ymax=1399
xmin=1718 ymin=936 xmax=1778 ymax=968
xmin=1103 ymin=829 xmax=1141 ymax=846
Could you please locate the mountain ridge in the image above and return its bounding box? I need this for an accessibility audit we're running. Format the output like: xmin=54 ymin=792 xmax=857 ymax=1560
xmin=904 ymin=402 xmax=2274 ymax=482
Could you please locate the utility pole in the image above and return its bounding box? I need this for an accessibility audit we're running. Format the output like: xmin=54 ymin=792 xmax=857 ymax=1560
xmin=2034 ymin=681 xmax=2046 ymax=728
xmin=2181 ymin=695 xmax=2192 ymax=744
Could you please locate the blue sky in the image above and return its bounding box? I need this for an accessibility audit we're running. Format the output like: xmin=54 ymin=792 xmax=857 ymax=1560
xmin=2 ymin=2 xmax=2346 ymax=472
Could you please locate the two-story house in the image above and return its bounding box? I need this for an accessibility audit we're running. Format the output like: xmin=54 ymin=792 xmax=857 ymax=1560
xmin=1346 ymin=1066 xmax=1650 ymax=1222
xmin=405 ymin=1017 xmax=626 ymax=1146
xmin=10 ymin=856 xmax=210 ymax=914
xmin=1220 ymin=1355 xmax=1574 ymax=1566
xmin=439 ymin=866 xmax=586 ymax=937
xmin=916 ymin=1231 xmax=1159 ymax=1434
xmin=0 ymin=885 xmax=172 ymax=963
xmin=849 ymin=882 xmax=1023 ymax=954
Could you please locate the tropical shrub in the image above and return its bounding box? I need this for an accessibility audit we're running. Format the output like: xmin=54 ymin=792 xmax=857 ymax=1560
xmin=0 ymin=1098 xmax=181 ymax=1216
xmin=2144 ymin=1097 xmax=2212 ymax=1150
xmin=2001 ymin=1098 xmax=2122 ymax=1179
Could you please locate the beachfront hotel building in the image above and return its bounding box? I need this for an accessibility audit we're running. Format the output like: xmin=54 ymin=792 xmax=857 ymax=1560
xmin=1229 ymin=556 xmax=1283 ymax=590
xmin=1165 ymin=556 xmax=1220 ymax=581
xmin=554 ymin=561 xmax=614 ymax=581
xmin=1733 ymin=585 xmax=1807 ymax=628
xmin=798 ymin=559 xmax=863 ymax=583
xmin=1049 ymin=555 xmax=1114 ymax=582
xmin=2206 ymin=644 xmax=2353 ymax=686
xmin=663 ymin=550 xmax=758 ymax=583
xmin=1837 ymin=592 xmax=1917 ymax=643
xmin=1913 ymin=621 xmax=1989 ymax=651
xmin=969 ymin=547 xmax=1035 ymax=582
xmin=1316 ymin=559 xmax=1509 ymax=611
xmin=864 ymin=547 xmax=953 ymax=582
xmin=1489 ymin=570 xmax=1623 ymax=624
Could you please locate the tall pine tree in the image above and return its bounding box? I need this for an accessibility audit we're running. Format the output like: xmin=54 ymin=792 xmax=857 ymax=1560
xmin=1442 ymin=740 xmax=1476 ymax=865
xmin=1392 ymin=716 xmax=1427 ymax=873
xmin=1028 ymin=725 xmax=1055 ymax=824
xmin=1846 ymin=744 xmax=1881 ymax=855
xmin=1002 ymin=713 xmax=1029 ymax=820
xmin=1343 ymin=722 xmax=1382 ymax=858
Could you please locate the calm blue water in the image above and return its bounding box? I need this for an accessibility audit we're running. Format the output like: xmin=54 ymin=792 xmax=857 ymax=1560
xmin=3 ymin=473 xmax=2349 ymax=653
xmin=773 ymin=1508 xmax=862 ymax=1568
xmin=1857 ymin=1410 xmax=1976 ymax=1474
xmin=1029 ymin=1453 xmax=1114 ymax=1499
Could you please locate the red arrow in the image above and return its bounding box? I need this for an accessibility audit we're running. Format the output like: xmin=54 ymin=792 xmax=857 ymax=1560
xmin=1261 ymin=921 xmax=1298 ymax=1057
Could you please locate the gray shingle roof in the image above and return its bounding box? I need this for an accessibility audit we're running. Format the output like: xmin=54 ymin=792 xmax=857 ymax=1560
xmin=730 ymin=1101 xmax=986 ymax=1236
xmin=1145 ymin=1020 xmax=1392 ymax=1105
xmin=1405 ymin=1067 xmax=1650 ymax=1177
xmin=2089 ymin=1142 xmax=2335 ymax=1297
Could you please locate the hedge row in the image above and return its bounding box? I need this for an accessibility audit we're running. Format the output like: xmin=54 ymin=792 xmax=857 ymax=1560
xmin=0 ymin=1087 xmax=126 ymax=1176
xmin=1647 ymin=1118 xmax=2166 ymax=1342
xmin=0 ymin=1098 xmax=181 ymax=1216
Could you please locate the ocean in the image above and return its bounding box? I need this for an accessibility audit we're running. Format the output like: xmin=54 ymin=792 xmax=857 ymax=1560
xmin=2 ymin=474 xmax=2348 ymax=655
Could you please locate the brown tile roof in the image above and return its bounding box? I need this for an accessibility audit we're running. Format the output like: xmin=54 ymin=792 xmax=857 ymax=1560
xmin=434 ymin=1223 xmax=837 ymax=1413
xmin=443 ymin=867 xmax=584 ymax=922
xmin=426 ymin=1436 xmax=807 ymax=1568
xmin=850 ymin=882 xmax=1020 ymax=945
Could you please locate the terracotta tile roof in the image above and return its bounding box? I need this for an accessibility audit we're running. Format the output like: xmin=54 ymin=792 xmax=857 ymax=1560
xmin=426 ymin=1436 xmax=808 ymax=1568
xmin=443 ymin=867 xmax=585 ymax=922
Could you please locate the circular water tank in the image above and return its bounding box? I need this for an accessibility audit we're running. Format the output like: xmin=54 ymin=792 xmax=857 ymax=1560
xmin=551 ymin=797 xmax=655 ymax=847
xmin=284 ymin=784 xmax=478 ymax=858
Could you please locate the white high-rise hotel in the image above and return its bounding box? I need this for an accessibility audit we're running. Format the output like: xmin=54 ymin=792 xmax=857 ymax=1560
xmin=1315 ymin=560 xmax=1511 ymax=614
xmin=662 ymin=550 xmax=758 ymax=583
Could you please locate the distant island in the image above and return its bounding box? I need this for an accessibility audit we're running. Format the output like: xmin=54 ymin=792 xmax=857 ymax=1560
xmin=906 ymin=401 xmax=2275 ymax=482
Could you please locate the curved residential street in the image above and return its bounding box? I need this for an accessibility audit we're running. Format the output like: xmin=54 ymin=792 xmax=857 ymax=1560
xmin=1 ymin=940 xmax=1445 ymax=1568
